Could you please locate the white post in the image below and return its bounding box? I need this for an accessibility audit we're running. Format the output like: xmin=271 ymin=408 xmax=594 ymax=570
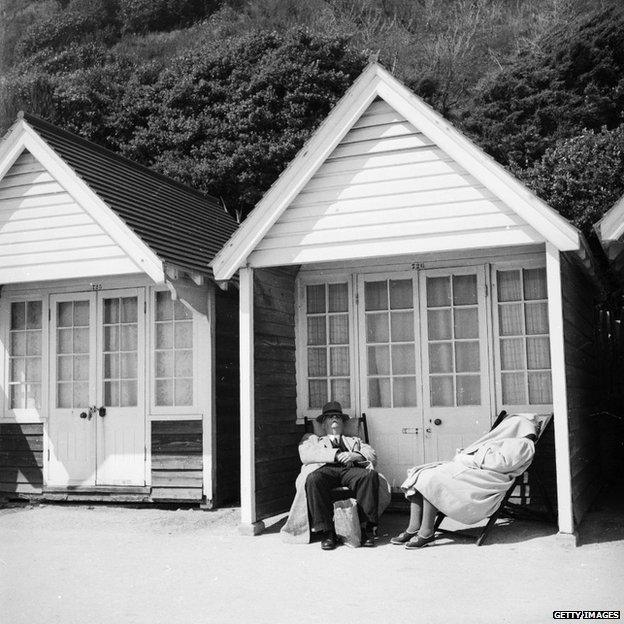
xmin=545 ymin=243 xmax=576 ymax=542
xmin=238 ymin=267 xmax=264 ymax=535
xmin=201 ymin=284 xmax=216 ymax=508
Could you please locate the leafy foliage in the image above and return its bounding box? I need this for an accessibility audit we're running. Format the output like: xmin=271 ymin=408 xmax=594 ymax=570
xmin=119 ymin=0 xmax=219 ymax=34
xmin=461 ymin=6 xmax=624 ymax=167
xmin=518 ymin=125 xmax=624 ymax=232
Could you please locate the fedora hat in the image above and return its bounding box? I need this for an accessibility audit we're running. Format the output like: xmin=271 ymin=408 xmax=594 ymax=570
xmin=316 ymin=401 xmax=349 ymax=423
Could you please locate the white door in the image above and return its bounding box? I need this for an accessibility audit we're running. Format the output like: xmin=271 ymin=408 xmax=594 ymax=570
xmin=47 ymin=289 xmax=146 ymax=487
xmin=358 ymin=274 xmax=424 ymax=489
xmin=419 ymin=267 xmax=492 ymax=463
xmin=48 ymin=293 xmax=97 ymax=486
xmin=96 ymin=289 xmax=145 ymax=486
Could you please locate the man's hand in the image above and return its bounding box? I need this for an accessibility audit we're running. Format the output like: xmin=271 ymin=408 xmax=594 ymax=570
xmin=336 ymin=451 xmax=363 ymax=465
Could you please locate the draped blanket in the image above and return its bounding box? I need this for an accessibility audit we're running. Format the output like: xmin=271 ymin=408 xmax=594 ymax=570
xmin=281 ymin=434 xmax=391 ymax=543
xmin=401 ymin=414 xmax=538 ymax=525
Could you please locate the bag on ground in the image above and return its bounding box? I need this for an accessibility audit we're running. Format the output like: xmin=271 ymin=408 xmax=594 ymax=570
xmin=333 ymin=498 xmax=361 ymax=548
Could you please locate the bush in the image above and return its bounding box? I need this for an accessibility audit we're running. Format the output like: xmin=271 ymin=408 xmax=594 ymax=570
xmin=119 ymin=0 xmax=219 ymax=34
xmin=518 ymin=124 xmax=624 ymax=234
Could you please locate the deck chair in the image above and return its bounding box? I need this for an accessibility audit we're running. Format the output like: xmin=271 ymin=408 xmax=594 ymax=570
xmin=302 ymin=413 xmax=370 ymax=502
xmin=433 ymin=411 xmax=553 ymax=546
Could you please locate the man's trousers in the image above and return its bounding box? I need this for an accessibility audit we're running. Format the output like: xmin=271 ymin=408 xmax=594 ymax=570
xmin=305 ymin=465 xmax=379 ymax=533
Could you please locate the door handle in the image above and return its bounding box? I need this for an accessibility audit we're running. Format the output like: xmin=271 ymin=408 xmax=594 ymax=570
xmin=401 ymin=427 xmax=419 ymax=434
xmin=426 ymin=427 xmax=432 ymax=434
xmin=433 ymin=418 xmax=442 ymax=426
xmin=80 ymin=411 xmax=88 ymax=419
xmin=98 ymin=406 xmax=106 ymax=417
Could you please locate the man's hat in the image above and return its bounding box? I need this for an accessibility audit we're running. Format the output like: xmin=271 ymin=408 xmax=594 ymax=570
xmin=316 ymin=401 xmax=349 ymax=423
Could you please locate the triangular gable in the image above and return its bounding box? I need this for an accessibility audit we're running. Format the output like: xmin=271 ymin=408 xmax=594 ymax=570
xmin=212 ymin=63 xmax=582 ymax=280
xmin=0 ymin=118 xmax=164 ymax=283
xmin=595 ymin=194 xmax=624 ymax=258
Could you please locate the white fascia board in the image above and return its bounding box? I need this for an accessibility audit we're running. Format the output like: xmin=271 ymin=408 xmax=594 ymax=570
xmin=594 ymin=194 xmax=624 ymax=250
xmin=211 ymin=64 xmax=382 ymax=281
xmin=374 ymin=68 xmax=581 ymax=252
xmin=0 ymin=120 xmax=31 ymax=181
xmin=20 ymin=122 xmax=165 ymax=283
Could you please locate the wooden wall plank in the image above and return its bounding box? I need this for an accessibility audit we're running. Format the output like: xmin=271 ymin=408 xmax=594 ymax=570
xmin=0 ymin=423 xmax=43 ymax=495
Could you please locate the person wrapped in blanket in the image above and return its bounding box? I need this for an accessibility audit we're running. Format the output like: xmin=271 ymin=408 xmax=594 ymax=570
xmin=391 ymin=413 xmax=539 ymax=549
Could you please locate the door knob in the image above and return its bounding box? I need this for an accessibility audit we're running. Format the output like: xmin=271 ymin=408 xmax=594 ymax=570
xmin=79 ymin=411 xmax=88 ymax=419
xmin=98 ymin=406 xmax=106 ymax=417
xmin=434 ymin=418 xmax=442 ymax=426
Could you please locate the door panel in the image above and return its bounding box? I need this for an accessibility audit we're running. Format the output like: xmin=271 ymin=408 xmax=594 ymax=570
xmin=358 ymin=273 xmax=423 ymax=489
xmin=47 ymin=293 xmax=97 ymax=486
xmin=420 ymin=267 xmax=491 ymax=463
xmin=96 ymin=290 xmax=145 ymax=486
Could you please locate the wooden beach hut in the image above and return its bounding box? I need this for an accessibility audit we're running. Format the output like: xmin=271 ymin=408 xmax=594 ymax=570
xmin=212 ymin=63 xmax=602 ymax=544
xmin=0 ymin=113 xmax=240 ymax=506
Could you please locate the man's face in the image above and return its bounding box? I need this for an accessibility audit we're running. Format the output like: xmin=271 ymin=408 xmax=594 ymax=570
xmin=323 ymin=415 xmax=344 ymax=436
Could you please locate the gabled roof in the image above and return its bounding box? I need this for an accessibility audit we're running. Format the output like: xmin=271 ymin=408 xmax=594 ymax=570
xmin=211 ymin=62 xmax=584 ymax=281
xmin=0 ymin=113 xmax=238 ymax=282
xmin=595 ymin=194 xmax=624 ymax=260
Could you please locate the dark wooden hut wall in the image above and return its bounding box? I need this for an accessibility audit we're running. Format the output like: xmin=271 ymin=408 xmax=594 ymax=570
xmin=561 ymin=252 xmax=602 ymax=524
xmin=253 ymin=267 xmax=302 ymax=520
xmin=150 ymin=420 xmax=203 ymax=501
xmin=0 ymin=423 xmax=43 ymax=496
xmin=215 ymin=287 xmax=240 ymax=505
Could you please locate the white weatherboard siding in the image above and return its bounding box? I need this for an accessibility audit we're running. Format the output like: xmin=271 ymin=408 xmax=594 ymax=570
xmin=248 ymin=99 xmax=545 ymax=268
xmin=0 ymin=150 xmax=140 ymax=283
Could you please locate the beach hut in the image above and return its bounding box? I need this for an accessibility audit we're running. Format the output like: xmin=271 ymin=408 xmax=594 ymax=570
xmin=0 ymin=113 xmax=240 ymax=506
xmin=212 ymin=63 xmax=601 ymax=544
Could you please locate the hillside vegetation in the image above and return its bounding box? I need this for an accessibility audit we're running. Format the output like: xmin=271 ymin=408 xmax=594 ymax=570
xmin=0 ymin=0 xmax=623 ymax=232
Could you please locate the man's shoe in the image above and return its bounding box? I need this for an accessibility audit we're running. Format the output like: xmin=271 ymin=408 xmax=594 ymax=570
xmin=321 ymin=532 xmax=338 ymax=550
xmin=361 ymin=533 xmax=376 ymax=547
xmin=390 ymin=530 xmax=417 ymax=545
xmin=404 ymin=533 xmax=436 ymax=549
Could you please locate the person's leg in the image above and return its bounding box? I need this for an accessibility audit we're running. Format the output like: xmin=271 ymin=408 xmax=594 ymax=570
xmin=406 ymin=492 xmax=423 ymax=533
xmin=418 ymin=496 xmax=438 ymax=538
xmin=305 ymin=466 xmax=341 ymax=533
xmin=340 ymin=467 xmax=379 ymax=526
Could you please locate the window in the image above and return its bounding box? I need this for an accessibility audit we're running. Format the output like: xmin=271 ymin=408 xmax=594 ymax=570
xmin=305 ymin=282 xmax=350 ymax=409
xmin=496 ymin=267 xmax=552 ymax=405
xmin=9 ymin=301 xmax=43 ymax=410
xmin=426 ymin=274 xmax=481 ymax=407
xmin=154 ymin=291 xmax=193 ymax=407
xmin=364 ymin=279 xmax=417 ymax=408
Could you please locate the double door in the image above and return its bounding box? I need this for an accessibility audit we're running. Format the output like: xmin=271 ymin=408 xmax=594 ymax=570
xmin=357 ymin=267 xmax=491 ymax=488
xmin=47 ymin=289 xmax=146 ymax=487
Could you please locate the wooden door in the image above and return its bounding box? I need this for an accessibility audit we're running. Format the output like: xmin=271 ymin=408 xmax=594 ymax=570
xmin=47 ymin=293 xmax=97 ymax=486
xmin=419 ymin=267 xmax=492 ymax=463
xmin=357 ymin=273 xmax=424 ymax=489
xmin=95 ymin=289 xmax=145 ymax=486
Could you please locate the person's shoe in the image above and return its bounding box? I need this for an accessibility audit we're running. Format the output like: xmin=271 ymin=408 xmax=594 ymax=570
xmin=361 ymin=530 xmax=376 ymax=547
xmin=320 ymin=532 xmax=338 ymax=550
xmin=390 ymin=530 xmax=417 ymax=545
xmin=404 ymin=532 xmax=436 ymax=549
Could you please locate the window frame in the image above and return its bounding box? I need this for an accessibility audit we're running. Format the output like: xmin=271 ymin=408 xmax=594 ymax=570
xmin=295 ymin=273 xmax=358 ymax=422
xmin=491 ymin=259 xmax=554 ymax=414
xmin=149 ymin=286 xmax=200 ymax=416
xmin=1 ymin=293 xmax=48 ymax=423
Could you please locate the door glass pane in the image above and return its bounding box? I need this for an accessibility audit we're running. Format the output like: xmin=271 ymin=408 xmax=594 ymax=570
xmin=367 ymin=346 xmax=390 ymax=375
xmin=308 ymin=348 xmax=327 ymax=377
xmin=498 ymin=304 xmax=523 ymax=336
xmin=525 ymin=302 xmax=549 ymax=334
xmin=452 ymin=275 xmax=477 ymax=305
xmin=501 ymin=372 xmax=526 ymax=404
xmin=391 ymin=344 xmax=415 ymax=375
xmin=308 ymin=379 xmax=327 ymax=409
xmin=523 ymin=268 xmax=547 ymax=300
xmin=426 ymin=277 xmax=451 ymax=307
xmin=364 ymin=281 xmax=387 ymax=311
xmin=528 ymin=371 xmax=552 ymax=403
xmin=368 ymin=378 xmax=391 ymax=408
xmin=456 ymin=375 xmax=480 ymax=405
xmin=328 ymin=283 xmax=348 ymax=312
xmin=389 ymin=279 xmax=413 ymax=309
xmin=430 ymin=376 xmax=454 ymax=407
xmin=330 ymin=347 xmax=349 ymax=376
xmin=329 ymin=315 xmax=348 ymax=344
xmin=103 ymin=295 xmax=138 ymax=408
xmin=391 ymin=311 xmax=414 ymax=341
xmin=330 ymin=378 xmax=350 ymax=408
xmin=426 ymin=272 xmax=481 ymax=408
xmin=366 ymin=313 xmax=389 ymax=342
xmin=500 ymin=338 xmax=524 ymax=370
xmin=306 ymin=285 xmax=326 ymax=314
xmin=393 ymin=377 xmax=416 ymax=407
xmin=497 ymin=270 xmax=521 ymax=302
xmin=526 ymin=336 xmax=551 ymax=369
xmin=56 ymin=300 xmax=90 ymax=409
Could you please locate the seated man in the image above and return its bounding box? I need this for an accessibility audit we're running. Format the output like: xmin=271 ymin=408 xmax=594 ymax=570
xmin=281 ymin=401 xmax=390 ymax=550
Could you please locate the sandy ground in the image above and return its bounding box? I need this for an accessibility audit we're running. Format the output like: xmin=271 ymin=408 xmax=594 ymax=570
xmin=1 ymin=491 xmax=623 ymax=624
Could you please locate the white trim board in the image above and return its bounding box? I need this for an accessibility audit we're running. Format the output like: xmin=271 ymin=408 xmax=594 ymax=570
xmin=211 ymin=63 xmax=585 ymax=281
xmin=0 ymin=118 xmax=165 ymax=284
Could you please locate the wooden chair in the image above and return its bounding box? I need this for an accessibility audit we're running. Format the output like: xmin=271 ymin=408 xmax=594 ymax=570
xmin=302 ymin=413 xmax=369 ymax=501
xmin=433 ymin=411 xmax=554 ymax=546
